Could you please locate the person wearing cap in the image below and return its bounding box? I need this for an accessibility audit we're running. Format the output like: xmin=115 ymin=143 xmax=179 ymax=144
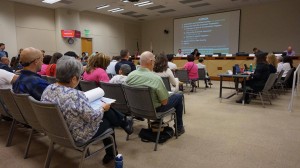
xmin=109 ymin=64 xmax=131 ymax=84
xmin=12 ymin=47 xmax=49 ymax=100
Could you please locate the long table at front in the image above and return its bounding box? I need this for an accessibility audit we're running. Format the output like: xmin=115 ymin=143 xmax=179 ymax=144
xmin=138 ymin=56 xmax=300 ymax=81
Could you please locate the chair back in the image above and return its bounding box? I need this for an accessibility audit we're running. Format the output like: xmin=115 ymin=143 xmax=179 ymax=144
xmin=175 ymin=69 xmax=189 ymax=83
xmin=122 ymin=85 xmax=157 ymax=119
xmin=277 ymin=70 xmax=284 ymax=80
xmin=262 ymin=73 xmax=278 ymax=92
xmin=41 ymin=75 xmax=48 ymax=81
xmin=46 ymin=76 xmax=57 ymax=84
xmin=29 ymin=96 xmax=77 ymax=148
xmin=11 ymin=92 xmax=43 ymax=132
xmin=198 ymin=68 xmax=206 ymax=80
xmin=161 ymin=77 xmax=172 ymax=91
xmin=0 ymin=98 xmax=11 ymax=118
xmin=79 ymin=80 xmax=99 ymax=92
xmin=0 ymin=89 xmax=27 ymax=124
xmin=99 ymin=82 xmax=130 ymax=114
xmin=283 ymin=68 xmax=294 ymax=83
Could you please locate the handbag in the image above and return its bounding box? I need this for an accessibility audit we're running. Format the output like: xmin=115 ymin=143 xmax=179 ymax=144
xmin=139 ymin=126 xmax=174 ymax=144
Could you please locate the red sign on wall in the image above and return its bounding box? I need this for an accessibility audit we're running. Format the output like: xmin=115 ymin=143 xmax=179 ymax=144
xmin=61 ymin=30 xmax=81 ymax=38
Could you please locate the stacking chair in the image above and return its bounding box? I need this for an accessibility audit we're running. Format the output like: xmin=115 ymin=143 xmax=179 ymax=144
xmin=99 ymin=82 xmax=130 ymax=115
xmin=246 ymin=73 xmax=278 ymax=107
xmin=122 ymin=85 xmax=178 ymax=151
xmin=175 ymin=69 xmax=196 ymax=92
xmin=0 ymin=89 xmax=28 ymax=147
xmin=161 ymin=77 xmax=186 ymax=114
xmin=161 ymin=77 xmax=172 ymax=92
xmin=107 ymin=73 xmax=114 ymax=79
xmin=11 ymin=92 xmax=44 ymax=159
xmin=46 ymin=76 xmax=57 ymax=84
xmin=197 ymin=68 xmax=207 ymax=88
xmin=79 ymin=80 xmax=99 ymax=92
xmin=275 ymin=69 xmax=294 ymax=93
xmin=0 ymin=98 xmax=12 ymax=120
xmin=29 ymin=96 xmax=116 ymax=168
xmin=41 ymin=75 xmax=48 ymax=81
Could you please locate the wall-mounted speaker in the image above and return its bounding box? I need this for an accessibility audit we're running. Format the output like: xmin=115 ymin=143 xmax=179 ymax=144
xmin=164 ymin=29 xmax=169 ymax=34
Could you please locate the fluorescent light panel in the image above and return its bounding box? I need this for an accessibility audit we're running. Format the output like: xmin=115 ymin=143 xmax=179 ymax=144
xmin=96 ymin=5 xmax=110 ymax=9
xmin=134 ymin=1 xmax=153 ymax=7
xmin=42 ymin=0 xmax=61 ymax=4
xmin=108 ymin=8 xmax=124 ymax=12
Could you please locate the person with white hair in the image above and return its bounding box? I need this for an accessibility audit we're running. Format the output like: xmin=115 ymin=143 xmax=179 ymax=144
xmin=41 ymin=56 xmax=133 ymax=165
xmin=126 ymin=51 xmax=185 ymax=135
xmin=276 ymin=55 xmax=284 ymax=73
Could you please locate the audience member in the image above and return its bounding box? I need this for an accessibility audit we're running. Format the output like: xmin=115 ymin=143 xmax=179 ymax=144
xmin=46 ymin=52 xmax=63 ymax=77
xmin=64 ymin=51 xmax=80 ymax=61
xmin=0 ymin=43 xmax=8 ymax=58
xmin=109 ymin=64 xmax=131 ymax=84
xmin=183 ymin=55 xmax=198 ymax=92
xmin=115 ymin=49 xmax=136 ymax=73
xmin=284 ymin=46 xmax=296 ymax=56
xmin=197 ymin=58 xmax=213 ymax=88
xmin=253 ymin=47 xmax=262 ymax=54
xmin=126 ymin=51 xmax=185 ymax=135
xmin=276 ymin=55 xmax=284 ymax=73
xmin=0 ymin=69 xmax=18 ymax=89
xmin=41 ymin=56 xmax=133 ymax=165
xmin=81 ymin=56 xmax=88 ymax=66
xmin=266 ymin=53 xmax=277 ymax=73
xmin=153 ymin=54 xmax=179 ymax=92
xmin=106 ymin=56 xmax=121 ymax=75
xmin=13 ymin=47 xmax=49 ymax=100
xmin=167 ymin=54 xmax=177 ymax=70
xmin=0 ymin=57 xmax=13 ymax=72
xmin=38 ymin=55 xmax=52 ymax=75
xmin=41 ymin=50 xmax=45 ymax=57
xmin=281 ymin=56 xmax=292 ymax=79
xmin=236 ymin=52 xmax=270 ymax=104
xmin=83 ymin=53 xmax=110 ymax=83
xmin=191 ymin=49 xmax=200 ymax=57
xmin=176 ymin=49 xmax=183 ymax=57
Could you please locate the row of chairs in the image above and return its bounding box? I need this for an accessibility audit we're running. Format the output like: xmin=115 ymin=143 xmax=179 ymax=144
xmin=174 ymin=69 xmax=208 ymax=92
xmin=245 ymin=68 xmax=294 ymax=107
xmin=0 ymin=89 xmax=115 ymax=168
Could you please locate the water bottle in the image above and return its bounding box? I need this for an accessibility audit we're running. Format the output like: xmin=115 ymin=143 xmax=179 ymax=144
xmin=249 ymin=63 xmax=253 ymax=72
xmin=115 ymin=154 xmax=123 ymax=168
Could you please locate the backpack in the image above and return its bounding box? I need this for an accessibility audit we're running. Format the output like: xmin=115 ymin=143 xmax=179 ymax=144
xmin=138 ymin=126 xmax=174 ymax=144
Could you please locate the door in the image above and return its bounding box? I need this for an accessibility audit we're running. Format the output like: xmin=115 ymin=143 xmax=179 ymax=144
xmin=81 ymin=38 xmax=93 ymax=56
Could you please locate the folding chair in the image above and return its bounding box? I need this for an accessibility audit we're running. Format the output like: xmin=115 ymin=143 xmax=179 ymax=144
xmin=123 ymin=85 xmax=178 ymax=151
xmin=197 ymin=68 xmax=207 ymax=88
xmin=11 ymin=92 xmax=44 ymax=159
xmin=175 ymin=69 xmax=196 ymax=92
xmin=79 ymin=80 xmax=99 ymax=92
xmin=29 ymin=96 xmax=116 ymax=168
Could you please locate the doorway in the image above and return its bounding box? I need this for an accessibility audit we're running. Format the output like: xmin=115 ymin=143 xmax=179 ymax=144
xmin=81 ymin=38 xmax=93 ymax=56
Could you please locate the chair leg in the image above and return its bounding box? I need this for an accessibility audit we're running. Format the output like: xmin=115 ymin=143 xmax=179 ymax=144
xmin=44 ymin=141 xmax=55 ymax=168
xmin=174 ymin=113 xmax=178 ymax=139
xmin=80 ymin=147 xmax=89 ymax=168
xmin=182 ymin=95 xmax=186 ymax=114
xmin=259 ymin=92 xmax=265 ymax=108
xmin=6 ymin=119 xmax=16 ymax=147
xmin=24 ymin=129 xmax=34 ymax=159
xmin=154 ymin=119 xmax=163 ymax=151
xmin=266 ymin=92 xmax=272 ymax=105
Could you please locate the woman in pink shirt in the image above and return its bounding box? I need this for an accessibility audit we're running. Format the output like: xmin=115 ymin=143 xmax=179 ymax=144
xmin=83 ymin=53 xmax=110 ymax=83
xmin=183 ymin=55 xmax=198 ymax=92
xmin=37 ymin=55 xmax=52 ymax=75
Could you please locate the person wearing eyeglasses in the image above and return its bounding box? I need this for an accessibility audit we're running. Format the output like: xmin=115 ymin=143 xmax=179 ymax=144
xmin=12 ymin=47 xmax=49 ymax=100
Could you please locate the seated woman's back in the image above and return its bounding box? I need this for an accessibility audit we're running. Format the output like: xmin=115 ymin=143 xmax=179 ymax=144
xmin=82 ymin=53 xmax=110 ymax=82
xmin=184 ymin=55 xmax=198 ymax=80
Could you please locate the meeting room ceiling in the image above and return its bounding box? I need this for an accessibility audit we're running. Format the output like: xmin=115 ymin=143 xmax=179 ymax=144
xmin=10 ymin=0 xmax=281 ymax=21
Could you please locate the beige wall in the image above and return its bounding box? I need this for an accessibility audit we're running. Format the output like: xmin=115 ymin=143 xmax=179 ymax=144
xmin=1 ymin=1 xmax=141 ymax=57
xmin=141 ymin=0 xmax=300 ymax=54
xmin=0 ymin=1 xmax=18 ymax=57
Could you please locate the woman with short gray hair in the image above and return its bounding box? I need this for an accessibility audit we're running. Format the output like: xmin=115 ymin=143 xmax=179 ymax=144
xmin=41 ymin=56 xmax=133 ymax=165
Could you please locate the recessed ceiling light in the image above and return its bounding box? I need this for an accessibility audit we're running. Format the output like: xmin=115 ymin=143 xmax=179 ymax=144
xmin=96 ymin=5 xmax=110 ymax=9
xmin=42 ymin=0 xmax=61 ymax=4
xmin=108 ymin=8 xmax=124 ymax=12
xmin=134 ymin=1 xmax=154 ymax=7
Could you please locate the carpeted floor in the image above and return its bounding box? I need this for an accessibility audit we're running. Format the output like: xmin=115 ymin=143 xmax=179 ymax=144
xmin=1 ymin=81 xmax=299 ymax=168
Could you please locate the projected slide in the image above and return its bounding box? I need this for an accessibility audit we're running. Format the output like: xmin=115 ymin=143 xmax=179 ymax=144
xmin=174 ymin=10 xmax=240 ymax=55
